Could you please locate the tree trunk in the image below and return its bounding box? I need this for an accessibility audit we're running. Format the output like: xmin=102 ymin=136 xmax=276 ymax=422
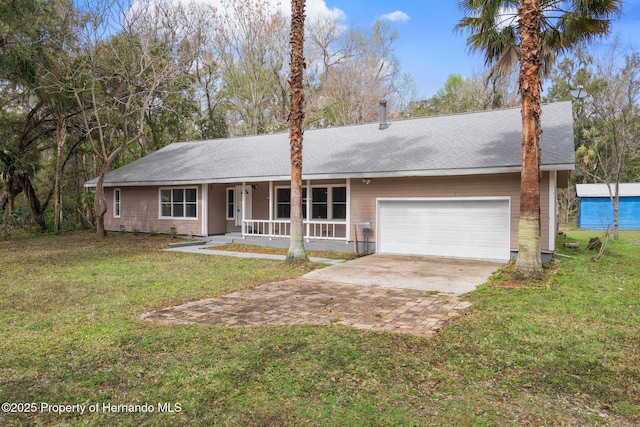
xmin=2 ymin=204 xmax=9 ymax=240
xmin=286 ymin=0 xmax=308 ymax=265
xmin=2 ymin=176 xmax=13 ymax=240
xmin=54 ymin=114 xmax=67 ymax=234
xmin=515 ymin=0 xmax=543 ymax=279
xmin=1 ymin=174 xmax=22 ymax=239
xmin=18 ymin=174 xmax=47 ymax=232
xmin=94 ymin=168 xmax=109 ymax=238
xmin=613 ymin=182 xmax=620 ymax=240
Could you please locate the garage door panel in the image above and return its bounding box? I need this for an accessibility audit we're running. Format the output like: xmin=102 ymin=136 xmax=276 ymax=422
xmin=377 ymin=199 xmax=510 ymax=261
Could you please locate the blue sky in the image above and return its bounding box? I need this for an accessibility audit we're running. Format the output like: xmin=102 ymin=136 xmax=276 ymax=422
xmin=320 ymin=0 xmax=640 ymax=98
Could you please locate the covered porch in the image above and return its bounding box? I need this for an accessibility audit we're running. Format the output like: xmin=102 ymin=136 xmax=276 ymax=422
xmin=203 ymin=231 xmax=355 ymax=253
xmin=210 ymin=179 xmax=355 ymax=243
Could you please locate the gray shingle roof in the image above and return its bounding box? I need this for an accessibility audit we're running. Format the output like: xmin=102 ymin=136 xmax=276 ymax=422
xmin=87 ymin=101 xmax=575 ymax=187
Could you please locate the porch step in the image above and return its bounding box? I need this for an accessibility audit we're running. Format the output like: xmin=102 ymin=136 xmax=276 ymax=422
xmin=168 ymin=240 xmax=207 ymax=248
xmin=204 ymin=234 xmax=238 ymax=245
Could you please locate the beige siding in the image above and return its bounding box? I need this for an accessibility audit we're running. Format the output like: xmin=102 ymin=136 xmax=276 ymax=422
xmin=104 ymin=185 xmax=204 ymax=236
xmin=208 ymin=184 xmax=227 ymax=235
xmin=350 ymin=173 xmax=553 ymax=252
xmin=252 ymin=184 xmax=270 ymax=221
xmin=104 ymin=174 xmax=554 ymax=252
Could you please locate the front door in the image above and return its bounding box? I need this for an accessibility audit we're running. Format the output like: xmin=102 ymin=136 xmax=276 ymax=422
xmin=235 ymin=185 xmax=252 ymax=227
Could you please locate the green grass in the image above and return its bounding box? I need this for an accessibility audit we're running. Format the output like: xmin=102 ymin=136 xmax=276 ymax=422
xmin=0 ymin=231 xmax=638 ymax=426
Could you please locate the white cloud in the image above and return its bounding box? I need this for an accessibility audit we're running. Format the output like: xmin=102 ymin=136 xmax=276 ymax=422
xmin=380 ymin=10 xmax=410 ymax=23
xmin=167 ymin=0 xmax=345 ymax=22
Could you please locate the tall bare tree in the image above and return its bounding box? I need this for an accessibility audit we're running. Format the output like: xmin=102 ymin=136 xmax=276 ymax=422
xmin=74 ymin=0 xmax=194 ymax=236
xmin=306 ymin=20 xmax=415 ymax=127
xmin=590 ymin=49 xmax=640 ymax=239
xmin=210 ymin=0 xmax=290 ymax=136
xmin=286 ymin=0 xmax=308 ymax=265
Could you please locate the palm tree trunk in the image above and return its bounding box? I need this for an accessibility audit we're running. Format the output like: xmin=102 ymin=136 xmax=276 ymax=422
xmin=515 ymin=0 xmax=543 ymax=278
xmin=286 ymin=0 xmax=308 ymax=265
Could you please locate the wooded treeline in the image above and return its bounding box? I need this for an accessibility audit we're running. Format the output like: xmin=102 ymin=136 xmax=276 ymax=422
xmin=547 ymin=43 xmax=640 ymax=227
xmin=0 ymin=0 xmax=638 ymax=235
xmin=0 ymin=0 xmax=419 ymax=234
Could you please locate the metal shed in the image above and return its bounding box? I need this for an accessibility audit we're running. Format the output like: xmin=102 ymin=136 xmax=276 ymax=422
xmin=576 ymin=183 xmax=640 ymax=230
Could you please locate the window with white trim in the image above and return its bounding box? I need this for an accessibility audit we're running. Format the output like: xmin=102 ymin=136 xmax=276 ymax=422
xmin=113 ymin=188 xmax=121 ymax=218
xmin=276 ymin=188 xmax=307 ymax=219
xmin=276 ymin=186 xmax=345 ymax=220
xmin=160 ymin=188 xmax=197 ymax=219
xmin=226 ymin=188 xmax=235 ymax=220
xmin=332 ymin=186 xmax=347 ymax=219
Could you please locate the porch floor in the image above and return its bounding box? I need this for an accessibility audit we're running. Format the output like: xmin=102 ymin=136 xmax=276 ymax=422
xmin=204 ymin=232 xmax=363 ymax=254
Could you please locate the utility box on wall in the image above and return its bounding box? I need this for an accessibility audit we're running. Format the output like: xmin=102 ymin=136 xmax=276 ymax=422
xmin=356 ymin=222 xmax=374 ymax=254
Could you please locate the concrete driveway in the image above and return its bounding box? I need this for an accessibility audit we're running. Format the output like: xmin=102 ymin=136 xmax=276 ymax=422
xmin=303 ymin=254 xmax=502 ymax=294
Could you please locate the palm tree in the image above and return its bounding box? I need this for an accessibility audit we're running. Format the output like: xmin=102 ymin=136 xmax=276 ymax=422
xmin=457 ymin=0 xmax=621 ymax=278
xmin=286 ymin=0 xmax=308 ymax=265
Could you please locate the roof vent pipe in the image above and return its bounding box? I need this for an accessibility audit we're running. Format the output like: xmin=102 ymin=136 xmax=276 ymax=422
xmin=379 ymin=101 xmax=389 ymax=130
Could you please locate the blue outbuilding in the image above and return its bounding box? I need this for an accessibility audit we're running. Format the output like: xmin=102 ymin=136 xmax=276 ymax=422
xmin=576 ymin=183 xmax=640 ymax=230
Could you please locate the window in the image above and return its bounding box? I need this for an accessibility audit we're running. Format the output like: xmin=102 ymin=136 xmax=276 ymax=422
xmin=276 ymin=186 xmax=345 ymax=220
xmin=226 ymin=188 xmax=235 ymax=219
xmin=312 ymin=187 xmax=328 ymax=219
xmin=114 ymin=189 xmax=121 ymax=218
xmin=276 ymin=188 xmax=307 ymax=219
xmin=332 ymin=187 xmax=347 ymax=219
xmin=160 ymin=188 xmax=197 ymax=219
xmin=276 ymin=188 xmax=291 ymax=219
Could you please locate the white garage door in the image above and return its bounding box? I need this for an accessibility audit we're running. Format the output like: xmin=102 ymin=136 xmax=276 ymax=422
xmin=377 ymin=198 xmax=510 ymax=261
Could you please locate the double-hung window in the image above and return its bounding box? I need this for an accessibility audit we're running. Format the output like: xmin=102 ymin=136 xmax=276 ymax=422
xmin=226 ymin=188 xmax=235 ymax=220
xmin=113 ymin=189 xmax=121 ymax=218
xmin=276 ymin=188 xmax=307 ymax=219
xmin=331 ymin=187 xmax=347 ymax=219
xmin=276 ymin=186 xmax=345 ymax=220
xmin=160 ymin=188 xmax=197 ymax=219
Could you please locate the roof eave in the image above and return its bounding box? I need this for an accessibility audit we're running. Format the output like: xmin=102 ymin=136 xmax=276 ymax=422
xmin=84 ymin=163 xmax=576 ymax=188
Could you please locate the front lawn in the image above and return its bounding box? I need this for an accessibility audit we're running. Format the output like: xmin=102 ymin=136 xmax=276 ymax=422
xmin=0 ymin=231 xmax=638 ymax=426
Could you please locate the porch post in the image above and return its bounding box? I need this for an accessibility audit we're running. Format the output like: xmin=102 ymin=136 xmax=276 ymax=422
xmin=305 ymin=179 xmax=311 ymax=242
xmin=241 ymin=182 xmax=246 ymax=238
xmin=346 ymin=178 xmax=351 ymax=243
xmin=548 ymin=171 xmax=557 ymax=252
xmin=269 ymin=181 xmax=274 ymax=239
xmin=201 ymin=184 xmax=208 ymax=237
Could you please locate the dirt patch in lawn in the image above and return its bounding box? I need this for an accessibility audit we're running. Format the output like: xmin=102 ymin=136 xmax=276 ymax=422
xmin=488 ymin=261 xmax=554 ymax=290
xmin=206 ymin=243 xmax=359 ymax=260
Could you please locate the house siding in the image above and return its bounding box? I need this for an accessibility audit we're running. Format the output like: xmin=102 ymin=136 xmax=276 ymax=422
xmin=208 ymin=184 xmax=227 ymax=235
xmin=349 ymin=173 xmax=552 ymax=253
xmin=102 ymin=173 xmax=555 ymax=252
xmin=103 ymin=185 xmax=204 ymax=236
